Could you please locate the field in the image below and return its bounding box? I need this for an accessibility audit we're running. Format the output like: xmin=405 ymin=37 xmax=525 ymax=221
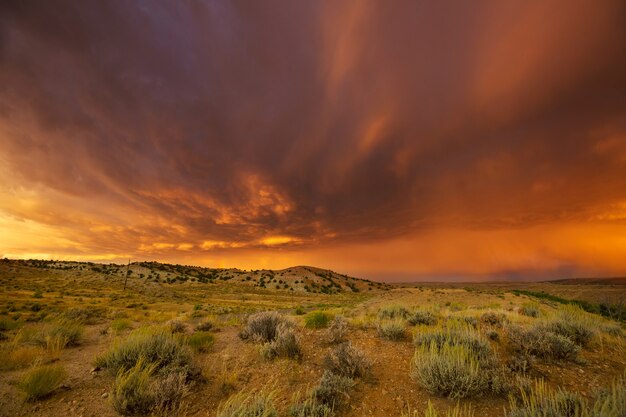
xmin=1 ymin=259 xmax=625 ymax=417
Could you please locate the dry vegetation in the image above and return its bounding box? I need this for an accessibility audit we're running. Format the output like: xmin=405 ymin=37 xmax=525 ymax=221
xmin=0 ymin=258 xmax=625 ymax=417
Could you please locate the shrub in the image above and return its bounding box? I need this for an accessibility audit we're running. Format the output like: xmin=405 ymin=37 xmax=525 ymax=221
xmin=111 ymin=359 xmax=156 ymax=415
xmin=259 ymin=323 xmax=301 ymax=360
xmin=507 ymin=325 xmax=580 ymax=361
xmin=111 ymin=318 xmax=132 ymax=333
xmin=325 ymin=316 xmax=348 ymax=344
xmin=305 ymin=311 xmax=333 ymax=329
xmin=507 ymin=379 xmax=586 ymax=417
xmin=294 ymin=306 xmax=306 ymax=316
xmin=217 ymin=391 xmax=278 ymax=417
xmin=240 ymin=311 xmax=292 ymax=343
xmin=310 ymin=370 xmax=355 ymax=408
xmin=486 ymin=330 xmax=499 ymax=341
xmin=378 ymin=305 xmax=410 ymax=320
xmin=18 ymin=364 xmax=66 ymax=401
xmin=411 ymin=342 xmax=490 ymax=399
xmin=550 ymin=305 xmax=596 ymax=347
xmin=402 ymin=401 xmax=474 ymax=417
xmin=151 ymin=370 xmax=189 ymax=415
xmin=195 ymin=320 xmax=216 ymax=332
xmin=519 ymin=304 xmax=540 ymax=318
xmin=188 ymin=331 xmax=215 ymax=353
xmin=481 ymin=312 xmax=506 ymax=327
xmin=168 ymin=319 xmax=187 ymax=334
xmin=94 ymin=327 xmax=191 ymax=375
xmin=377 ymin=319 xmax=406 ymax=340
xmin=324 ymin=342 xmax=370 ymax=379
xmin=407 ymin=311 xmax=437 ymax=326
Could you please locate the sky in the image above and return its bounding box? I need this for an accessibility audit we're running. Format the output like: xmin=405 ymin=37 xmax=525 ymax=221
xmin=0 ymin=1 xmax=625 ymax=281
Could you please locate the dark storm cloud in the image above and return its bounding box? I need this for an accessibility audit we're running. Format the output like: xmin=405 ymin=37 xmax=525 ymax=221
xmin=0 ymin=0 xmax=625 ymax=257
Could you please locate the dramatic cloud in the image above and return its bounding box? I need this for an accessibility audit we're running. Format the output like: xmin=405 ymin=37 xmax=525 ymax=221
xmin=1 ymin=1 xmax=625 ymax=280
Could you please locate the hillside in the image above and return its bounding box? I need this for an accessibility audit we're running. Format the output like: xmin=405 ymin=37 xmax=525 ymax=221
xmin=0 ymin=258 xmax=392 ymax=294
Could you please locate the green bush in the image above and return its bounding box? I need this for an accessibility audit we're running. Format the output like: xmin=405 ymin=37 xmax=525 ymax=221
xmin=411 ymin=342 xmax=490 ymax=399
xmin=94 ymin=327 xmax=191 ymax=375
xmin=187 ymin=331 xmax=215 ymax=353
xmin=18 ymin=364 xmax=66 ymax=401
xmin=49 ymin=318 xmax=84 ymax=347
xmin=305 ymin=311 xmax=333 ymax=329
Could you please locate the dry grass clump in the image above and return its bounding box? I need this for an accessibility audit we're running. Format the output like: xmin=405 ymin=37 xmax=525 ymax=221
xmin=239 ymin=311 xmax=291 ymax=343
xmin=413 ymin=322 xmax=494 ymax=364
xmin=411 ymin=342 xmax=491 ymax=399
xmin=195 ymin=320 xmax=216 ymax=332
xmin=518 ymin=303 xmax=540 ymax=318
xmin=111 ymin=359 xmax=156 ymax=415
xmin=305 ymin=311 xmax=333 ymax=329
xmin=378 ymin=305 xmax=410 ymax=320
xmin=259 ymin=323 xmax=301 ymax=360
xmin=289 ymin=395 xmax=333 ymax=417
xmin=377 ymin=319 xmax=407 ymax=340
xmin=402 ymin=401 xmax=474 ymax=417
xmin=480 ymin=312 xmax=507 ymax=327
xmin=543 ymin=306 xmax=596 ymax=348
xmin=217 ymin=390 xmax=278 ymax=417
xmin=590 ymin=375 xmax=625 ymax=417
xmin=325 ymin=316 xmax=348 ymax=344
xmin=187 ymin=331 xmax=215 ymax=353
xmin=111 ymin=358 xmax=189 ymax=416
xmin=111 ymin=318 xmax=132 ymax=333
xmin=507 ymin=325 xmax=580 ymax=362
xmin=0 ymin=344 xmax=44 ymax=370
xmin=324 ymin=342 xmax=370 ymax=379
xmin=168 ymin=319 xmax=188 ymax=334
xmin=507 ymin=379 xmax=586 ymax=417
xmin=94 ymin=327 xmax=191 ymax=375
xmin=407 ymin=311 xmax=437 ymax=326
xmin=44 ymin=319 xmax=84 ymax=347
xmin=18 ymin=364 xmax=66 ymax=401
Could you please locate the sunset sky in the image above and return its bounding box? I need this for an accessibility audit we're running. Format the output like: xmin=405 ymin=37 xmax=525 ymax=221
xmin=0 ymin=1 xmax=625 ymax=281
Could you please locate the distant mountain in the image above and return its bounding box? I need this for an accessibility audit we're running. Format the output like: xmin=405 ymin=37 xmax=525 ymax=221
xmin=543 ymin=277 xmax=626 ymax=285
xmin=0 ymin=258 xmax=392 ymax=294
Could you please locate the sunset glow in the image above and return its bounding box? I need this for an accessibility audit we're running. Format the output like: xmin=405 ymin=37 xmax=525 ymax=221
xmin=1 ymin=1 xmax=625 ymax=280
